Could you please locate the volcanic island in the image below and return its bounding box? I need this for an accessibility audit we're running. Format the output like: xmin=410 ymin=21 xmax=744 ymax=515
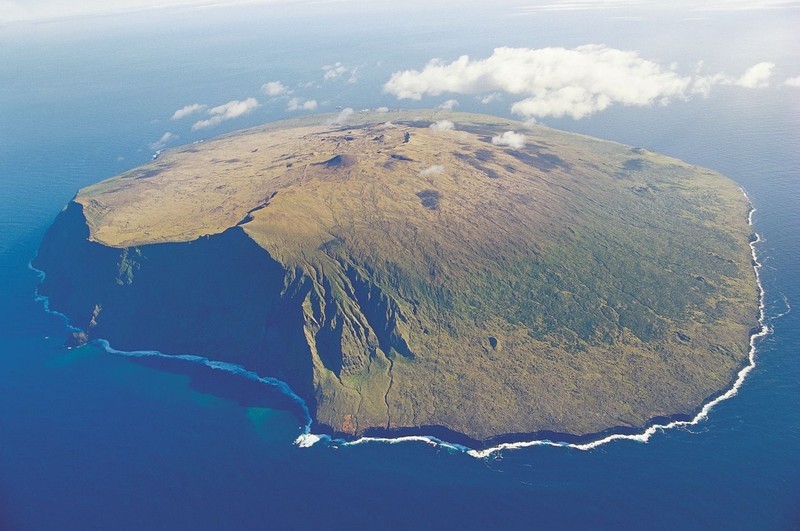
xmin=35 ymin=110 xmax=760 ymax=446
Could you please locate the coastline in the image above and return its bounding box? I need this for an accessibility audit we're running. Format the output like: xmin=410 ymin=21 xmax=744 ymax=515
xmin=325 ymin=189 xmax=769 ymax=457
xmin=29 ymin=189 xmax=769 ymax=457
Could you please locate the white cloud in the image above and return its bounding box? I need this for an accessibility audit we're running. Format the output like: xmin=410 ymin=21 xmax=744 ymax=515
xmin=323 ymin=62 xmax=358 ymax=83
xmin=691 ymin=61 xmax=776 ymax=94
xmin=437 ymin=98 xmax=459 ymax=110
xmin=375 ymin=106 xmax=390 ymax=113
xmin=287 ymin=97 xmax=318 ymax=111
xmin=347 ymin=68 xmax=360 ymax=84
xmin=385 ymin=46 xmax=694 ymax=119
xmin=419 ymin=165 xmax=445 ymax=177
xmin=149 ymin=131 xmax=177 ymax=150
xmin=429 ymin=120 xmax=455 ymax=131
xmin=690 ymin=73 xmax=729 ymax=97
xmin=191 ymin=97 xmax=260 ymax=131
xmin=492 ymin=131 xmax=526 ymax=149
xmin=171 ymin=103 xmax=207 ymax=120
xmin=261 ymin=81 xmax=291 ymax=97
xmin=323 ymin=62 xmax=348 ymax=80
xmin=784 ymin=76 xmax=800 ymax=87
xmin=480 ymin=92 xmax=502 ymax=104
xmin=734 ymin=62 xmax=775 ymax=88
xmin=384 ymin=46 xmax=781 ymax=120
xmin=331 ymin=107 xmax=354 ymax=124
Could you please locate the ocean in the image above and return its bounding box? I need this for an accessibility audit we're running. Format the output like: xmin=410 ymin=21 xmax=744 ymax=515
xmin=1 ymin=4 xmax=798 ymax=528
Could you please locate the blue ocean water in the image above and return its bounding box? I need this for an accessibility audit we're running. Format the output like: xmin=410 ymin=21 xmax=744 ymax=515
xmin=1 ymin=4 xmax=799 ymax=528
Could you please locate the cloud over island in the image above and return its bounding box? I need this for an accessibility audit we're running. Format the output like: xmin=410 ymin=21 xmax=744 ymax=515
xmin=492 ymin=131 xmax=526 ymax=149
xmin=419 ymin=165 xmax=445 ymax=177
xmin=384 ymin=45 xmax=778 ymax=119
xmin=429 ymin=120 xmax=455 ymax=131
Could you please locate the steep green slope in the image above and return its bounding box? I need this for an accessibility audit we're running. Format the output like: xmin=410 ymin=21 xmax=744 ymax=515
xmin=35 ymin=110 xmax=759 ymax=442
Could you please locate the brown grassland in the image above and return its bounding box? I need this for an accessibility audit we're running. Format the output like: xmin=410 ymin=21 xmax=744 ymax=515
xmin=38 ymin=110 xmax=759 ymax=442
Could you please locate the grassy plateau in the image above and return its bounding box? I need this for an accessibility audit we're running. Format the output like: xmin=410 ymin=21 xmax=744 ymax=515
xmin=35 ymin=110 xmax=759 ymax=443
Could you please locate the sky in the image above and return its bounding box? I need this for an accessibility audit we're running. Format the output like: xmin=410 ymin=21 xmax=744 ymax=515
xmin=3 ymin=0 xmax=797 ymax=153
xmin=160 ymin=45 xmax=789 ymax=137
xmin=2 ymin=0 xmax=800 ymax=24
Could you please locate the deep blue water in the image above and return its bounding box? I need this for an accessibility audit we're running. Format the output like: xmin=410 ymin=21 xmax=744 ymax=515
xmin=1 ymin=4 xmax=799 ymax=529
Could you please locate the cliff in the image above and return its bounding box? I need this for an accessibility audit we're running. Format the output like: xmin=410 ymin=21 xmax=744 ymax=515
xmin=34 ymin=110 xmax=760 ymax=443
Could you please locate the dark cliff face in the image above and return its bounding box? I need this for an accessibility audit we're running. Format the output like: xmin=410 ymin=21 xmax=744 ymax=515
xmin=33 ymin=202 xmax=415 ymax=436
xmin=34 ymin=202 xmax=316 ymax=412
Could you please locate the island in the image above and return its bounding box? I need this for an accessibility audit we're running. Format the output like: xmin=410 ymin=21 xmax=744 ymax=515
xmin=34 ymin=110 xmax=760 ymax=445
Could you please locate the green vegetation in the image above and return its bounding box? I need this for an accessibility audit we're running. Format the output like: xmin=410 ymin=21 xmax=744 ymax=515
xmin=35 ymin=110 xmax=759 ymax=441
